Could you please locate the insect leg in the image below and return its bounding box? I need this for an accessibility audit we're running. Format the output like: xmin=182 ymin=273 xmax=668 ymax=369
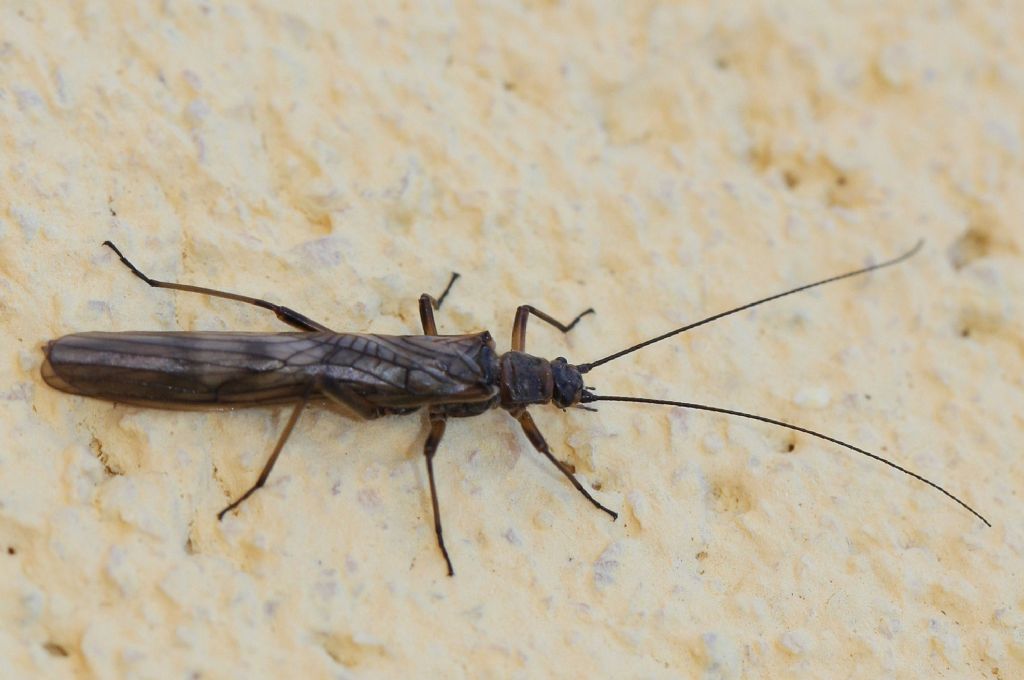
xmin=102 ymin=241 xmax=333 ymax=332
xmin=412 ymin=272 xmax=457 ymax=573
xmin=511 ymin=305 xmax=594 ymax=352
xmin=217 ymin=385 xmax=312 ymax=520
xmin=423 ymin=411 xmax=455 ymax=576
xmin=514 ymin=410 xmax=617 ymax=520
xmin=418 ymin=272 xmax=461 ymax=334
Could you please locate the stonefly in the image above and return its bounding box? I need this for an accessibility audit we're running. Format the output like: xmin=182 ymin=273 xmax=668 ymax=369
xmin=41 ymin=240 xmax=989 ymax=575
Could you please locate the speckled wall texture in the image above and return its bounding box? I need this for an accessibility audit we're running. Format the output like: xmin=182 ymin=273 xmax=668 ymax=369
xmin=2 ymin=2 xmax=1021 ymax=678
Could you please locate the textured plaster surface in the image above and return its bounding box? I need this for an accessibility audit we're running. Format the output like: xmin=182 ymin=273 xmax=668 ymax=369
xmin=1 ymin=2 xmax=1022 ymax=678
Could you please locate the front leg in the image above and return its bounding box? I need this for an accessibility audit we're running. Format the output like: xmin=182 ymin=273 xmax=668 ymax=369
xmin=514 ymin=410 xmax=617 ymax=520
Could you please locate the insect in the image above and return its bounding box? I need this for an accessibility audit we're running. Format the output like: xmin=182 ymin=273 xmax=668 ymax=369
xmin=42 ymin=240 xmax=989 ymax=576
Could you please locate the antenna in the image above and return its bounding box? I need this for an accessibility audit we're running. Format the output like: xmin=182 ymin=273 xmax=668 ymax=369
xmin=581 ymin=393 xmax=990 ymax=527
xmin=577 ymin=240 xmax=924 ymax=374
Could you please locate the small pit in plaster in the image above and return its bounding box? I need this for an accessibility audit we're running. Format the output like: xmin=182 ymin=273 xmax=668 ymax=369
xmin=316 ymin=630 xmax=387 ymax=668
xmin=43 ymin=641 xmax=69 ymax=658
xmin=948 ymin=226 xmax=994 ymax=271
xmin=957 ymin=304 xmax=1009 ymax=342
xmin=710 ymin=478 xmax=753 ymax=514
xmin=89 ymin=435 xmax=122 ymax=476
xmin=947 ymin=219 xmax=1017 ymax=271
xmin=756 ymin=150 xmax=869 ymax=208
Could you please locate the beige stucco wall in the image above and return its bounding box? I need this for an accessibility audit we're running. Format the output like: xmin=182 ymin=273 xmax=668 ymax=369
xmin=2 ymin=2 xmax=1021 ymax=678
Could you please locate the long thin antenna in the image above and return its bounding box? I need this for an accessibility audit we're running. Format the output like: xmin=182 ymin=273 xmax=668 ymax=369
xmin=577 ymin=240 xmax=924 ymax=373
xmin=580 ymin=393 xmax=990 ymax=527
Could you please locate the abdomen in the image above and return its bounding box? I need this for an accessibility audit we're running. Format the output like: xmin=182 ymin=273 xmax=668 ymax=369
xmin=41 ymin=331 xmax=325 ymax=408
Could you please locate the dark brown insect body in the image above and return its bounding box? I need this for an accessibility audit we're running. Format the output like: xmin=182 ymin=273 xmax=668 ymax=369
xmin=43 ymin=331 xmax=502 ymax=414
xmin=42 ymin=241 xmax=988 ymax=576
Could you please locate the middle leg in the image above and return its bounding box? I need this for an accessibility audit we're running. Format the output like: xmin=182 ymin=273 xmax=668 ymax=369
xmin=511 ymin=305 xmax=594 ymax=352
xmin=423 ymin=411 xmax=454 ymax=576
xmin=419 ymin=272 xmax=461 ymax=335
xmin=417 ymin=273 xmax=463 ymax=576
